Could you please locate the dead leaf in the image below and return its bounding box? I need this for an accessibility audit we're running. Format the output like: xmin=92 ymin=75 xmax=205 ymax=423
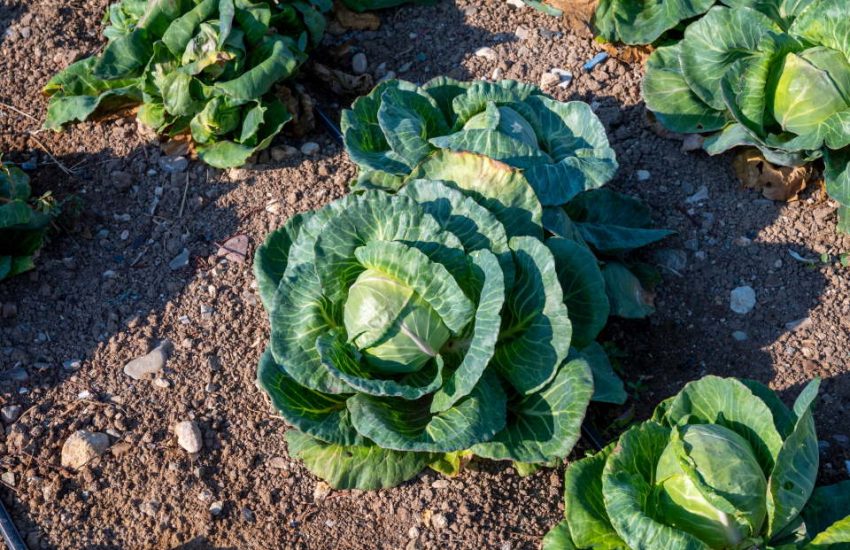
xmin=600 ymin=42 xmax=654 ymax=64
xmin=277 ymin=85 xmax=315 ymax=137
xmin=310 ymin=62 xmax=374 ymax=96
xmin=732 ymin=148 xmax=816 ymax=202
xmin=161 ymin=133 xmax=194 ymax=158
xmin=545 ymin=0 xmax=596 ymax=23
xmin=332 ymin=1 xmax=380 ymax=31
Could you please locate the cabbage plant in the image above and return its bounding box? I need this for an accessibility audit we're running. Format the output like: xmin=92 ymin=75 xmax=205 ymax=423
xmin=253 ymin=150 xmax=653 ymax=489
xmin=343 ymin=79 xmax=672 ymax=321
xmin=342 ymin=78 xmax=618 ymax=208
xmin=593 ymin=0 xmax=813 ymax=45
xmin=43 ymin=0 xmax=329 ymax=168
xmin=543 ymin=376 xmax=850 ymax=549
xmin=643 ymin=0 xmax=850 ymax=232
xmin=0 ymin=162 xmax=55 ymax=282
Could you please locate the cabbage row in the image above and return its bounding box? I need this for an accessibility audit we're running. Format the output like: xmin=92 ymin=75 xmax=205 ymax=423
xmin=254 ymin=80 xmax=671 ymax=489
xmin=593 ymin=0 xmax=814 ymax=46
xmin=598 ymin=0 xmax=850 ymax=233
xmin=0 ymin=162 xmax=55 ymax=282
xmin=43 ymin=0 xmax=330 ymax=168
xmin=544 ymin=376 xmax=850 ymax=549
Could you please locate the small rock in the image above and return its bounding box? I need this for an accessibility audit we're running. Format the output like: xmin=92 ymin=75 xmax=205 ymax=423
xmin=3 ymin=366 xmax=29 ymax=382
xmin=550 ymin=68 xmax=573 ymax=88
xmin=732 ymin=331 xmax=749 ymax=342
xmin=158 ymin=156 xmax=189 ymax=174
xmin=269 ymin=457 xmax=288 ymax=470
xmin=1 ymin=472 xmax=15 ymax=487
xmin=730 ymin=286 xmax=756 ymax=315
xmin=846 ymin=460 xmax=850 ymax=476
xmin=540 ymin=72 xmax=560 ymax=88
xmin=733 ymin=236 xmax=752 ymax=247
xmin=431 ymin=479 xmax=449 ymax=489
xmin=216 ymin=235 xmax=249 ymax=263
xmin=313 ymin=481 xmax=332 ymax=502
xmin=169 ymin=248 xmax=190 ymax=270
xmin=175 ymin=420 xmax=203 ymax=454
xmin=1 ymin=405 xmax=22 ymax=423
xmin=636 ymin=170 xmax=651 ymax=182
xmin=352 ymin=52 xmax=368 ymax=74
xmin=506 ymin=0 xmax=526 ymax=7
xmin=654 ymin=249 xmax=687 ymax=275
xmin=474 ymin=47 xmax=497 ymax=61
xmin=111 ymin=171 xmax=133 ymax=190
xmin=210 ymin=501 xmax=224 ymax=516
xmin=61 ymin=430 xmax=110 ymax=470
xmin=681 ymin=134 xmax=704 ymax=152
xmin=241 ymin=507 xmax=255 ymax=523
xmin=834 ymin=434 xmax=849 ymax=448
xmin=124 ymin=341 xmax=171 ymax=380
xmin=408 ymin=526 xmax=420 ymax=538
xmin=430 ymin=512 xmax=448 ymax=531
xmin=784 ymin=317 xmax=812 ymax=332
xmin=515 ymin=26 xmax=531 ymax=40
xmin=271 ymin=145 xmax=298 ymax=162
xmin=153 ymin=378 xmax=171 ymax=389
xmin=685 ymin=185 xmax=710 ymax=204
xmin=300 ymin=142 xmax=320 ymax=156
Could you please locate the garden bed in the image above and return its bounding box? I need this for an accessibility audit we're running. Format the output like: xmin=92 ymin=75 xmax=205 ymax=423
xmin=1 ymin=0 xmax=849 ymax=548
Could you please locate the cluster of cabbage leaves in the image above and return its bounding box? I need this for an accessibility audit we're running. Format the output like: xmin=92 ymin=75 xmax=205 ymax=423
xmin=0 ymin=162 xmax=55 ymax=282
xmin=43 ymin=0 xmax=329 ymax=168
xmin=544 ymin=376 xmax=850 ymax=549
xmin=593 ymin=0 xmax=812 ymax=46
xmin=343 ymin=78 xmax=670 ymax=319
xmin=633 ymin=0 xmax=850 ymax=233
xmin=253 ymin=81 xmax=672 ymax=489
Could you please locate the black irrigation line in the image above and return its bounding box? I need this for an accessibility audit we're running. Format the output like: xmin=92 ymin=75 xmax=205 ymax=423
xmin=0 ymin=496 xmax=27 ymax=550
xmin=315 ymin=104 xmax=609 ymax=456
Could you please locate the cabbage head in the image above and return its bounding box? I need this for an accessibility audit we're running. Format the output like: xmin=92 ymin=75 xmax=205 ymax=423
xmin=253 ymin=154 xmax=634 ymax=490
xmin=342 ymin=78 xmax=618 ymax=207
xmin=543 ymin=375 xmax=850 ymax=549
xmin=643 ymin=0 xmax=850 ymax=232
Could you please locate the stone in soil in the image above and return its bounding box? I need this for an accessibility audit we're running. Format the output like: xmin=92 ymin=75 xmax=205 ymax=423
xmin=61 ymin=430 xmax=110 ymax=470
xmin=216 ymin=235 xmax=249 ymax=263
xmin=175 ymin=420 xmax=203 ymax=453
xmin=300 ymin=142 xmax=320 ymax=156
xmin=351 ymin=52 xmax=368 ymax=74
xmin=169 ymin=248 xmax=191 ymax=270
xmin=1 ymin=404 xmax=22 ymax=423
xmin=124 ymin=341 xmax=171 ymax=380
xmin=730 ymin=286 xmax=757 ymax=315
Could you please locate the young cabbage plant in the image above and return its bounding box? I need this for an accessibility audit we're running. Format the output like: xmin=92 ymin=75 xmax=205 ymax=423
xmin=643 ymin=0 xmax=850 ymax=232
xmin=43 ymin=0 xmax=330 ymax=168
xmin=593 ymin=0 xmax=813 ymax=46
xmin=342 ymin=80 xmax=672 ymax=322
xmin=342 ymin=78 xmax=618 ymax=208
xmin=0 ymin=162 xmax=55 ymax=282
xmin=254 ymin=154 xmax=643 ymax=489
xmin=543 ymin=375 xmax=850 ymax=549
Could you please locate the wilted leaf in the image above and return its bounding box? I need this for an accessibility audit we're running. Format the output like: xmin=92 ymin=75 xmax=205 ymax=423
xmin=332 ymin=0 xmax=380 ymax=31
xmin=311 ymin=62 xmax=374 ymax=95
xmin=732 ymin=149 xmax=816 ymax=202
xmin=600 ymin=42 xmax=654 ymax=65
xmin=161 ymin=132 xmax=194 ymax=157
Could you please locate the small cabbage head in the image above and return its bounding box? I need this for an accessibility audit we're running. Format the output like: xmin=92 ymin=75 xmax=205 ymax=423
xmin=773 ymin=47 xmax=850 ymax=136
xmin=655 ymin=424 xmax=767 ymax=547
xmin=254 ymin=157 xmax=610 ymax=490
xmin=548 ymin=376 xmax=835 ymax=550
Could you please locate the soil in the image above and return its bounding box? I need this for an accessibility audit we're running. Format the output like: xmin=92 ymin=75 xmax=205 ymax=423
xmin=1 ymin=0 xmax=849 ymax=549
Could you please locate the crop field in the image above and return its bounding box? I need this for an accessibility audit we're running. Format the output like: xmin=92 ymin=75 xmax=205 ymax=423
xmin=1 ymin=0 xmax=849 ymax=549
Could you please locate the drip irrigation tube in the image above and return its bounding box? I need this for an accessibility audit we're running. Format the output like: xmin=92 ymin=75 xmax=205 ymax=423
xmin=0 ymin=496 xmax=26 ymax=550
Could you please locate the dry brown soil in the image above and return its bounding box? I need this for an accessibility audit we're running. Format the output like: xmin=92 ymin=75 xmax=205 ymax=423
xmin=1 ymin=0 xmax=849 ymax=548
